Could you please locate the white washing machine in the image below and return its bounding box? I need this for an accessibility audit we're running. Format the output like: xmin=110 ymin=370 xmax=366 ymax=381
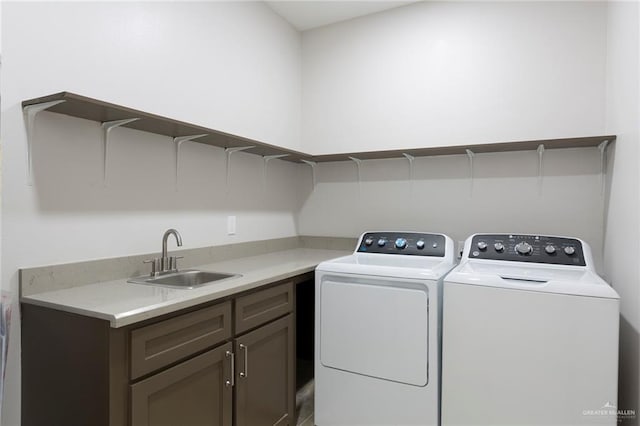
xmin=442 ymin=234 xmax=620 ymax=426
xmin=315 ymin=231 xmax=456 ymax=426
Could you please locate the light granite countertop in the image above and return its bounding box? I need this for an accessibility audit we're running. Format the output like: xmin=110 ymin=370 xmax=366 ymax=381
xmin=20 ymin=248 xmax=349 ymax=328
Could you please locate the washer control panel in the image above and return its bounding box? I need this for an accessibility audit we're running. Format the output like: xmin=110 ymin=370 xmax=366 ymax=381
xmin=469 ymin=234 xmax=586 ymax=266
xmin=357 ymin=232 xmax=446 ymax=257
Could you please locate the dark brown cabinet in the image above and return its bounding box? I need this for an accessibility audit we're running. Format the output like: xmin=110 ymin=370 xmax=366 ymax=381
xmin=131 ymin=343 xmax=233 ymax=426
xmin=22 ymin=275 xmax=306 ymax=426
xmin=235 ymin=315 xmax=295 ymax=426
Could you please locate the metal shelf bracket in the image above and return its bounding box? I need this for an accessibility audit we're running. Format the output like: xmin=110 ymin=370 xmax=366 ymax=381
xmin=23 ymin=100 xmax=66 ymax=185
xmin=174 ymin=134 xmax=208 ymax=191
xmin=598 ymin=140 xmax=610 ymax=196
xmin=225 ymin=146 xmax=254 ymax=193
xmin=262 ymin=154 xmax=289 ymax=192
xmin=349 ymin=157 xmax=364 ymax=196
xmin=301 ymin=160 xmax=317 ymax=191
xmin=466 ymin=149 xmax=475 ymax=196
xmin=537 ymin=144 xmax=545 ymax=195
xmin=403 ymin=153 xmax=415 ymax=194
xmin=101 ymin=118 xmax=140 ymax=185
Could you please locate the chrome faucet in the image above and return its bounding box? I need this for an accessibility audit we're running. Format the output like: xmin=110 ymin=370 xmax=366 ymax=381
xmin=162 ymin=229 xmax=183 ymax=259
xmin=161 ymin=229 xmax=183 ymax=273
xmin=144 ymin=229 xmax=184 ymax=277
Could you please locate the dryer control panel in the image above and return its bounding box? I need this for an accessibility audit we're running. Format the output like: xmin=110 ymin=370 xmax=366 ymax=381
xmin=469 ymin=234 xmax=586 ymax=266
xmin=357 ymin=232 xmax=446 ymax=257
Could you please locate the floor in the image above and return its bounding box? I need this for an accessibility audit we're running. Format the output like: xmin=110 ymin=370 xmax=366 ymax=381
xmin=296 ymin=379 xmax=315 ymax=426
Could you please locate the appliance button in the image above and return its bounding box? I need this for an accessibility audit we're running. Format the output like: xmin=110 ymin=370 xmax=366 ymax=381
xmin=416 ymin=240 xmax=425 ymax=250
xmin=494 ymin=242 xmax=504 ymax=252
xmin=395 ymin=238 xmax=407 ymax=249
xmin=377 ymin=239 xmax=386 ymax=247
xmin=477 ymin=241 xmax=488 ymax=251
xmin=364 ymin=238 xmax=374 ymax=246
xmin=515 ymin=242 xmax=533 ymax=255
xmin=564 ymin=246 xmax=576 ymax=256
xmin=545 ymin=245 xmax=556 ymax=254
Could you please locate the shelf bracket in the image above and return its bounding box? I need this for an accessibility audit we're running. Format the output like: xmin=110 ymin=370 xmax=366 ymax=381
xmin=262 ymin=154 xmax=289 ymax=192
xmin=403 ymin=153 xmax=415 ymax=194
xmin=465 ymin=149 xmax=475 ymax=196
xmin=598 ymin=140 xmax=610 ymax=196
xmin=349 ymin=157 xmax=364 ymax=196
xmin=101 ymin=118 xmax=140 ymax=185
xmin=301 ymin=160 xmax=317 ymax=191
xmin=174 ymin=134 xmax=208 ymax=191
xmin=225 ymin=146 xmax=254 ymax=193
xmin=537 ymin=144 xmax=545 ymax=195
xmin=23 ymin=99 xmax=66 ymax=185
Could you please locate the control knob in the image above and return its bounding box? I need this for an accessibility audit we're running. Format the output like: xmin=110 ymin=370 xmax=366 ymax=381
xmin=494 ymin=242 xmax=504 ymax=252
xmin=395 ymin=238 xmax=407 ymax=249
xmin=364 ymin=238 xmax=374 ymax=246
xmin=564 ymin=246 xmax=576 ymax=256
xmin=477 ymin=241 xmax=488 ymax=251
xmin=515 ymin=242 xmax=533 ymax=255
xmin=416 ymin=240 xmax=425 ymax=250
xmin=377 ymin=239 xmax=386 ymax=247
xmin=545 ymin=245 xmax=556 ymax=254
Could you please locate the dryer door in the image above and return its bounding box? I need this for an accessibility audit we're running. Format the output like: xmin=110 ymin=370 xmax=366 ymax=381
xmin=318 ymin=274 xmax=430 ymax=386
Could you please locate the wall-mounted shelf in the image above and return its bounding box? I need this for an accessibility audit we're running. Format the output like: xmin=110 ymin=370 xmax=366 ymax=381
xmin=22 ymin=92 xmax=312 ymax=163
xmin=310 ymin=135 xmax=615 ymax=162
xmin=23 ymin=92 xmax=615 ymax=166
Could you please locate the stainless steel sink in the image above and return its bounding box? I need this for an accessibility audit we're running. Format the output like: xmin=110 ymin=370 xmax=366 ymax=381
xmin=128 ymin=269 xmax=240 ymax=289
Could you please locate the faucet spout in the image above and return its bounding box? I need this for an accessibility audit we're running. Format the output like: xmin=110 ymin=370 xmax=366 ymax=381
xmin=162 ymin=229 xmax=183 ymax=259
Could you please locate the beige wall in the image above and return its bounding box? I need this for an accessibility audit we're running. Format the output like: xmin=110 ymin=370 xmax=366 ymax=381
xmin=298 ymin=147 xmax=606 ymax=270
xmin=1 ymin=3 xmax=302 ymax=425
xmin=302 ymin=1 xmax=607 ymax=154
xmin=603 ymin=1 xmax=640 ymax=422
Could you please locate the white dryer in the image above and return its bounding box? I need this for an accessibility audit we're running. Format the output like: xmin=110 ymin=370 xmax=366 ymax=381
xmin=442 ymin=234 xmax=620 ymax=426
xmin=315 ymin=231 xmax=456 ymax=426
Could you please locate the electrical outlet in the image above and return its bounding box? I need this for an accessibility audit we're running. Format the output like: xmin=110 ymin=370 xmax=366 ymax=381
xmin=227 ymin=216 xmax=236 ymax=235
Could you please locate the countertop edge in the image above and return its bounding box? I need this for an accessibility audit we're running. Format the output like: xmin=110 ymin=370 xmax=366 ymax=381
xmin=20 ymin=249 xmax=349 ymax=328
xmin=108 ymin=266 xmax=317 ymax=327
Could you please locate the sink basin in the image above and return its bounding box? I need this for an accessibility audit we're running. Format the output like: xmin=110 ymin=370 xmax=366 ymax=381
xmin=128 ymin=269 xmax=240 ymax=289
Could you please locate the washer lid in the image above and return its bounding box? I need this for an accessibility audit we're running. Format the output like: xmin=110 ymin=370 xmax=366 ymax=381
xmin=445 ymin=260 xmax=619 ymax=299
xmin=316 ymin=253 xmax=456 ymax=280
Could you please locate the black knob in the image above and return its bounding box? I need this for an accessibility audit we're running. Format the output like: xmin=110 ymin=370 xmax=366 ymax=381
xmin=494 ymin=242 xmax=504 ymax=252
xmin=364 ymin=238 xmax=374 ymax=246
xmin=416 ymin=240 xmax=425 ymax=250
xmin=377 ymin=239 xmax=386 ymax=247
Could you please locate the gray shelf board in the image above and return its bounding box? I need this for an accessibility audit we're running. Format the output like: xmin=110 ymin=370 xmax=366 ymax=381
xmin=310 ymin=135 xmax=615 ymax=162
xmin=23 ymin=92 xmax=614 ymax=165
xmin=22 ymin=92 xmax=312 ymax=163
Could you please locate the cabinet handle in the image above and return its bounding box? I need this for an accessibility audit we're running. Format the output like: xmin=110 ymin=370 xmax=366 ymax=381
xmin=239 ymin=344 xmax=248 ymax=378
xmin=225 ymin=350 xmax=235 ymax=387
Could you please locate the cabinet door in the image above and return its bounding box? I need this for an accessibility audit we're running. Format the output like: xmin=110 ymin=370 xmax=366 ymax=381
xmin=131 ymin=342 xmax=233 ymax=426
xmin=235 ymin=314 xmax=294 ymax=426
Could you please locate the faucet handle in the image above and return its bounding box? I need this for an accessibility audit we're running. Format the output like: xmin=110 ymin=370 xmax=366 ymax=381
xmin=143 ymin=258 xmax=161 ymax=277
xmin=169 ymin=256 xmax=184 ymax=272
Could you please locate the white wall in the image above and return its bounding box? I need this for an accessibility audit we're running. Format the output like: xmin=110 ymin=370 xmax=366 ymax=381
xmin=302 ymin=1 xmax=607 ymax=155
xmin=298 ymin=147 xmax=606 ymax=270
xmin=9 ymin=1 xmax=302 ymax=151
xmin=298 ymin=0 xmax=609 ymax=265
xmin=0 ymin=3 xmax=302 ymax=425
xmin=603 ymin=1 xmax=640 ymax=422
